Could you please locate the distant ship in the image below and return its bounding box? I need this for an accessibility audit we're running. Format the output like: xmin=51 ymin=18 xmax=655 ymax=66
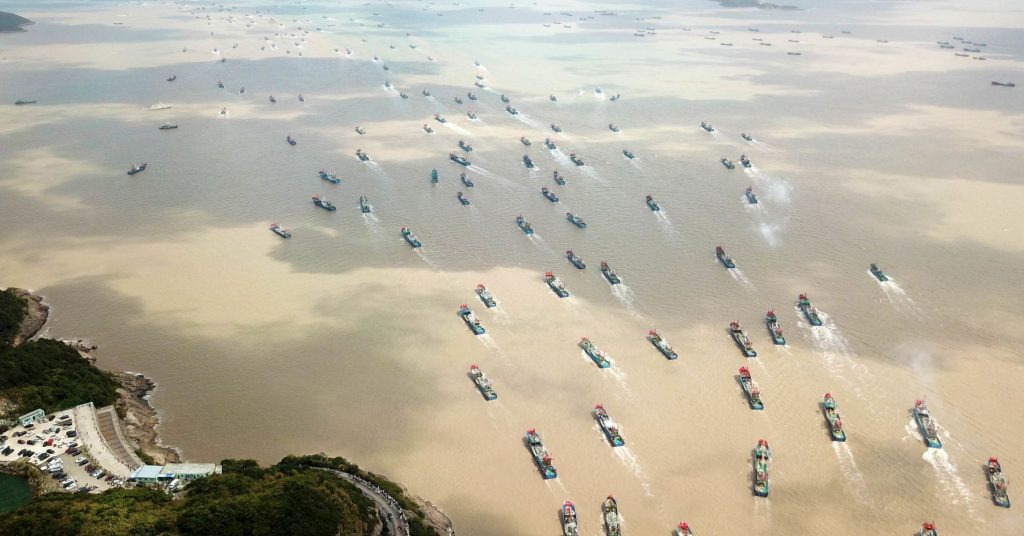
xmin=355 ymin=149 xmax=369 ymax=161
xmin=520 ymin=136 xmax=531 ymax=146
xmin=450 ymin=153 xmax=470 ymax=166
xmin=716 ymin=246 xmax=735 ymax=268
xmin=475 ymin=284 xmax=497 ymax=308
xmin=721 ymin=157 xmax=736 ymax=169
xmin=312 ymin=195 xmax=336 ymax=211
xmin=166 ymin=75 xmax=177 ymax=82
xmin=551 ymin=123 xmax=563 ymax=133
xmin=700 ymin=120 xmax=715 ymax=132
xmin=319 ymin=170 xmax=341 ymax=184
xmin=593 ymin=405 xmax=625 ymax=446
xmin=469 ymin=364 xmax=497 ymax=400
xmin=822 ymin=393 xmax=846 ymax=441
xmin=458 ymin=304 xmax=485 ymax=335
xmin=525 ymin=429 xmax=558 ymax=479
xmin=458 ymin=140 xmax=473 ymax=152
xmin=569 ymin=153 xmax=584 ymax=166
xmin=553 ymin=170 xmax=565 ymax=185
xmin=739 ymin=154 xmax=752 ymax=168
xmin=797 ymin=293 xmax=822 ymax=326
xmin=435 ymin=113 xmax=447 ymax=123
xmin=269 ymin=223 xmax=291 ymax=238
xmin=158 ymin=123 xmax=178 ymax=130
xmin=566 ymin=249 xmax=585 ymax=269
xmin=544 ymin=138 xmax=557 ymax=150
xmin=423 ymin=124 xmax=434 ymax=133
xmin=566 ymin=212 xmax=587 ymax=228
xmin=506 ymin=105 xmax=519 ymax=115
xmin=523 ymin=155 xmax=535 ymax=168
xmin=355 ymin=126 xmax=365 ymax=135
xmin=609 ymin=94 xmax=621 ymax=101
xmin=608 ymin=123 xmax=619 ymax=132
xmin=545 ymin=272 xmax=570 ymax=298
xmin=515 ymin=215 xmax=534 ymax=235
xmin=542 ymin=187 xmax=559 ymax=202
xmin=549 ymin=94 xmax=558 ymax=101
xmin=217 ymin=81 xmax=224 ymax=88
xmin=457 ymin=191 xmax=470 ymax=205
xmin=914 ymin=399 xmax=942 ymax=448
xmin=580 ymin=337 xmax=611 ymax=368
xmin=738 ymin=367 xmax=764 ymax=410
xmin=359 ymin=195 xmax=372 ymax=213
xmin=745 ymin=187 xmax=759 ymax=204
xmin=600 ymin=261 xmax=621 ymax=285
xmin=646 ymin=194 xmax=660 ymax=211
xmin=126 ymin=163 xmax=147 ymax=176
xmin=602 ymin=496 xmax=621 ymax=536
xmin=987 ymin=457 xmax=1011 ymax=508
xmin=422 ymin=89 xmax=431 ymax=96
xmin=622 ymin=148 xmax=636 ymax=160
xmin=753 ymin=439 xmax=771 ymax=497
xmin=466 ymin=110 xmax=475 ymax=119
xmin=467 ymin=92 xmax=477 ymax=100
xmin=460 ymin=172 xmax=474 ymax=187
xmin=741 ymin=132 xmax=753 ymax=141
xmin=730 ymin=321 xmax=757 ymax=358
xmin=648 ymin=329 xmax=678 ymax=359
xmin=431 ymin=169 xmax=439 ymax=183
xmin=561 ymin=501 xmax=578 ymax=536
xmin=286 ymin=135 xmax=297 ymax=146
xmin=454 ymin=96 xmax=463 ymax=104
xmin=992 ymin=81 xmax=1016 ymax=87
xmin=500 ymin=94 xmax=510 ymax=103
xmin=401 ymin=227 xmax=422 ymax=248
xmin=869 ymin=263 xmax=888 ymax=281
xmin=147 ymin=103 xmax=171 ymax=110
xmin=765 ymin=310 xmax=786 ymax=345
xmin=14 ymin=99 xmax=37 ymax=105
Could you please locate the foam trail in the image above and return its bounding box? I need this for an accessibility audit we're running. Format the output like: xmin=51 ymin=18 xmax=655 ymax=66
xmin=803 ymin=310 xmax=872 ymax=402
xmin=512 ymin=113 xmax=541 ymax=129
xmin=613 ymin=445 xmax=654 ymax=496
xmin=611 ymin=284 xmax=644 ymax=320
xmin=729 ymin=268 xmax=756 ymax=290
xmin=831 ymin=443 xmax=869 ymax=502
xmin=871 ymin=273 xmax=921 ymax=316
xmin=923 ymin=448 xmax=979 ymax=520
xmin=604 ymin=364 xmax=632 ymax=396
xmin=477 ymin=333 xmax=499 ymax=350
xmin=442 ymin=122 xmax=471 ymax=136
xmin=758 ymin=222 xmax=782 ymax=247
xmin=413 ymin=247 xmax=435 ymax=268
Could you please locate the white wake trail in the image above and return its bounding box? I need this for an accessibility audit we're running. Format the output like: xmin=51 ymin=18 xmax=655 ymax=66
xmin=832 ymin=442 xmax=869 ymax=503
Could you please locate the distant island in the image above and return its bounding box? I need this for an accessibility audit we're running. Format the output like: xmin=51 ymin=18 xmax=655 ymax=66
xmin=713 ymin=0 xmax=801 ymax=10
xmin=0 ymin=12 xmax=33 ymax=33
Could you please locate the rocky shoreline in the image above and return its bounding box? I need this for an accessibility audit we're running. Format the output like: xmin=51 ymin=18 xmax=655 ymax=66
xmin=115 ymin=372 xmax=181 ymax=466
xmin=7 ymin=288 xmax=48 ymax=346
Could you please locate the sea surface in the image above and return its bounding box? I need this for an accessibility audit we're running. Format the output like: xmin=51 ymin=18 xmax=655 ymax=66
xmin=0 ymin=474 xmax=32 ymax=514
xmin=1 ymin=0 xmax=1023 ymax=533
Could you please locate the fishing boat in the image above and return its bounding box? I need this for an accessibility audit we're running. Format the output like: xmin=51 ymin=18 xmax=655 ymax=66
xmin=561 ymin=501 xmax=578 ymax=536
xmin=741 ymin=132 xmax=753 ymax=141
xmin=609 ymin=123 xmax=619 ymax=132
xmin=646 ymin=194 xmax=660 ymax=211
xmin=469 ymin=365 xmax=497 ymax=400
xmin=869 ymin=263 xmax=889 ymax=281
xmin=269 ymin=223 xmax=291 ymax=238
xmin=401 ymin=227 xmax=422 ymax=248
xmin=355 ymin=126 xmax=365 ymax=135
xmin=506 ymin=105 xmax=519 ymax=115
xmin=474 ymin=81 xmax=485 ymax=88
xmin=217 ymin=81 xmax=224 ymax=88
xmin=822 ymin=393 xmax=846 ymax=441
xmin=458 ymin=304 xmax=485 ymax=335
xmin=797 ymin=293 xmax=823 ymax=326
xmin=166 ymin=75 xmax=177 ymax=82
xmin=738 ymin=367 xmax=764 ymax=410
xmin=147 ymin=103 xmax=172 ymax=110
xmin=550 ymin=94 xmax=558 ymax=102
xmin=745 ymin=187 xmax=759 ymax=204
xmin=239 ymin=87 xmax=246 ymax=94
xmin=920 ymin=522 xmax=938 ymax=536
xmin=595 ymin=261 xmax=620 ymax=286
xmin=312 ymin=195 xmax=336 ymax=211
xmin=594 ymin=405 xmax=625 ymax=446
xmin=700 ymin=120 xmax=715 ymax=133
xmin=609 ymin=94 xmax=621 ymax=101
xmin=603 ymin=496 xmax=621 ymax=536
xmin=458 ymin=140 xmax=473 ymax=152
xmin=721 ymin=157 xmax=735 ymax=169
xmin=551 ymin=123 xmax=563 ymax=133
xmin=987 ymin=457 xmax=1011 ymax=508
xmin=580 ymin=337 xmax=612 ymax=368
xmin=525 ymin=429 xmax=558 ymax=479
xmin=159 ymin=123 xmax=178 ymax=130
xmin=545 ymin=272 xmax=570 ymax=298
xmin=648 ymin=329 xmax=678 ymax=360
xmin=753 ymin=439 xmax=771 ymax=497
xmin=287 ymin=135 xmax=297 ymax=146
xmin=457 ymin=191 xmax=470 ymax=205
xmin=431 ymin=169 xmax=439 ymax=183
xmin=475 ymin=284 xmax=497 ymax=308
xmin=126 ymin=163 xmax=147 ymax=176
xmin=516 ymin=215 xmax=534 ymax=235
xmin=314 ymin=169 xmax=339 ymax=184
xmin=992 ymin=81 xmax=1016 ymax=87
xmin=220 ymin=107 xmax=227 ymax=116
xmin=460 ymin=172 xmax=474 ymax=187
xmin=269 ymin=95 xmax=277 ymax=103
xmin=569 ymin=153 xmax=584 ymax=166
xmin=553 ymin=170 xmax=566 ymax=185
xmin=466 ymin=110 xmax=475 ymax=119
xmin=566 ymin=250 xmax=586 ymax=269
xmin=384 ymin=80 xmax=392 ymax=89
xmin=520 ymin=136 xmax=531 ymax=146
xmin=914 ymin=399 xmax=942 ymax=448
xmin=15 ymin=99 xmax=37 ymax=105
xmin=450 ymin=153 xmax=471 ymax=166
xmin=523 ymin=155 xmax=535 ymax=168
xmin=544 ymin=138 xmax=557 ymax=150
xmin=730 ymin=321 xmax=757 ymax=358
xmin=467 ymin=92 xmax=477 ymax=100
xmin=355 ymin=149 xmax=369 ymax=161
xmin=298 ymin=94 xmax=304 ymax=102
xmin=765 ymin=310 xmax=786 ymax=345
xmin=623 ymin=149 xmax=635 ymax=159
xmin=423 ymin=124 xmax=434 ymax=133
xmin=454 ymin=96 xmax=463 ymax=104
xmin=676 ymin=522 xmax=693 ymax=535
xmin=422 ymin=89 xmax=432 ymax=97
xmin=359 ymin=195 xmax=372 ymax=213
xmin=566 ymin=212 xmax=587 ymax=228
xmin=500 ymin=94 xmax=510 ymax=103
xmin=739 ymin=154 xmax=752 ymax=168
xmin=434 ymin=113 xmax=447 ymax=123
xmin=715 ymin=246 xmax=735 ymax=268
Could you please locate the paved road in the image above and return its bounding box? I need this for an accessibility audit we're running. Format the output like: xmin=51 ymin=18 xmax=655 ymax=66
xmin=314 ymin=467 xmax=410 ymax=536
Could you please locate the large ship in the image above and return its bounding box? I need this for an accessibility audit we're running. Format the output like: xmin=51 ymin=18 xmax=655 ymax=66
xmin=401 ymin=227 xmax=422 ymax=248
xmin=869 ymin=263 xmax=889 ymax=281
xmin=738 ymin=367 xmax=765 ymax=410
xmin=545 ymin=272 xmax=570 ymax=298
xmin=457 ymin=191 xmax=470 ymax=205
xmin=730 ymin=321 xmax=757 ymax=357
xmin=646 ymin=194 xmax=660 ymax=211
xmin=566 ymin=212 xmax=587 ymax=228
xmin=566 ymin=249 xmax=586 ymax=269
xmin=920 ymin=522 xmax=938 ymax=536
xmin=460 ymin=172 xmax=475 ymax=187
xmin=648 ymin=329 xmax=678 ymax=360
xmin=600 ymin=261 xmax=621 ymax=285
xmin=312 ymin=195 xmax=337 ymax=211
xmin=753 ymin=439 xmax=771 ymax=497
xmin=458 ymin=139 xmax=473 ymax=152
xmin=269 ymin=223 xmax=291 ymax=239
xmin=569 ymin=153 xmax=584 ymax=166
xmin=739 ymin=154 xmax=752 ymax=168
xmin=676 ymin=522 xmax=694 ymax=535
xmin=822 ymin=393 xmax=846 ymax=441
xmin=523 ymin=155 xmax=535 ymax=168
xmin=797 ymin=293 xmax=823 ymax=326
xmin=715 ymin=246 xmax=736 ymax=268
xmin=319 ymin=169 xmax=341 ymax=184
xmin=745 ymin=187 xmax=759 ymax=204
xmin=561 ymin=500 xmax=578 ymax=536
xmin=359 ymin=195 xmax=372 ymax=213
xmin=594 ymin=404 xmax=625 ymax=446
xmin=914 ymin=399 xmax=942 ymax=448
xmin=700 ymin=120 xmax=715 ymax=133
xmin=580 ymin=337 xmax=612 ymax=368
xmin=458 ymin=304 xmax=485 ymax=335
xmin=450 ymin=153 xmax=471 ymax=166
xmin=542 ymin=187 xmax=559 ymax=202
xmin=553 ymin=170 xmax=566 ymax=185
xmin=602 ymin=496 xmax=621 ymax=536
xmin=525 ymin=429 xmax=558 ymax=479
xmin=987 ymin=457 xmax=1011 ymax=508
xmin=469 ymin=364 xmax=497 ymax=400
xmin=720 ymin=157 xmax=735 ymax=169
xmin=516 ymin=215 xmax=534 ymax=235
xmin=765 ymin=310 xmax=786 ymax=345
xmin=126 ymin=163 xmax=147 ymax=176
xmin=545 ymin=138 xmax=557 ymax=150
xmin=475 ymin=284 xmax=497 ymax=308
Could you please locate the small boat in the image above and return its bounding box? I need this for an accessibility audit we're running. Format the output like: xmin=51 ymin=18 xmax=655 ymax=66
xmin=126 ymin=163 xmax=147 ymax=176
xmin=569 ymin=153 xmax=584 ymax=166
xmin=355 ymin=126 xmax=365 ymax=135
xmin=457 ymin=191 xmax=470 ymax=205
xmin=287 ymin=135 xmax=297 ymax=146
xmin=159 ymin=123 xmax=178 ymax=130
xmin=359 ymin=195 xmax=372 ymax=213
xmin=553 ymin=170 xmax=566 ymax=185
xmin=788 ymin=51 xmax=802 ymax=56
xmin=739 ymin=154 xmax=752 ymax=168
xmin=753 ymin=439 xmax=771 ymax=497
xmin=469 ymin=364 xmax=497 ymax=401
xmin=594 ymin=405 xmax=625 ymax=446
xmin=166 ymin=75 xmax=177 ymax=82
xmin=623 ymin=149 xmax=635 ymax=159
xmin=515 ymin=215 xmax=534 ymax=235
xmin=220 ymin=107 xmax=227 ymax=116
xmin=239 ymin=87 xmax=246 ymax=94
xmin=458 ymin=304 xmax=485 ymax=335
xmin=544 ymin=138 xmax=557 ymax=150
xmin=822 ymin=393 xmax=846 ymax=441
xmin=992 ymin=81 xmax=1016 ymax=87
xmin=476 ymin=284 xmax=497 ymax=308
xmin=599 ymin=261 xmax=621 ymax=285
xmin=525 ymin=429 xmax=558 ymax=479
xmin=355 ymin=149 xmax=369 ymax=161
xmin=797 ymin=293 xmax=823 ymax=326
xmin=147 ymin=103 xmax=171 ymax=110
xmin=545 ymin=272 xmax=570 ymax=298
xmin=738 ymin=367 xmax=765 ymax=410
xmin=520 ymin=136 xmax=531 ymax=146
xmin=566 ymin=249 xmax=586 ymax=269
xmin=384 ymin=80 xmax=392 ymax=89
xmin=434 ymin=113 xmax=447 ymax=123
xmin=609 ymin=123 xmax=619 ymax=132
xmin=648 ymin=329 xmax=677 ymax=360
xmin=730 ymin=321 xmax=757 ymax=358
xmin=561 ymin=501 xmax=578 ymax=536
xmin=549 ymin=94 xmax=558 ymax=102
xmin=450 ymin=153 xmax=471 ymax=166
xmin=580 ymin=337 xmax=611 ymax=368
xmin=609 ymin=94 xmax=621 ymax=101
xmin=467 ymin=92 xmax=477 ymax=100
xmin=423 ymin=124 xmax=434 ymax=133
xmin=964 ymin=47 xmax=981 ymax=52
xmin=269 ymin=223 xmax=291 ymax=238
xmin=422 ymin=89 xmax=432 ymax=97
xmin=217 ymin=81 xmax=224 ymax=88
xmin=566 ymin=212 xmax=587 ymax=228
xmin=987 ymin=457 xmax=1011 ymax=508
xmin=676 ymin=522 xmax=694 ymax=536
xmin=475 ymin=75 xmax=484 ymax=80
xmin=741 ymin=132 xmax=753 ymax=141
xmin=458 ymin=140 xmax=473 ymax=152
xmin=14 ymin=99 xmax=37 ymax=105
xmin=721 ymin=157 xmax=735 ymax=169
xmin=431 ymin=169 xmax=439 ymax=183
xmin=318 ymin=170 xmax=340 ymax=184
xmin=869 ymin=263 xmax=888 ymax=281
xmin=460 ymin=172 xmax=474 ymax=187
xmin=920 ymin=522 xmax=938 ymax=536
xmin=500 ymin=94 xmax=510 ymax=103
xmin=474 ymin=81 xmax=485 ymax=88
xmin=715 ymin=246 xmax=735 ymax=268
xmin=646 ymin=194 xmax=660 ymax=211
xmin=955 ymin=53 xmax=969 ymax=57
xmin=765 ymin=310 xmax=786 ymax=345
xmin=506 ymin=105 xmax=519 ymax=115
xmin=523 ymin=155 xmax=535 ymax=168
xmin=466 ymin=110 xmax=475 ymax=119
xmin=312 ymin=195 xmax=336 ymax=211
xmin=745 ymin=187 xmax=759 ymax=204
xmin=401 ymin=227 xmax=422 ymax=248
xmin=595 ymin=87 xmax=603 ymax=94
xmin=914 ymin=399 xmax=942 ymax=449
xmin=603 ymin=496 xmax=621 ymax=536
xmin=700 ymin=120 xmax=715 ymax=133
xmin=541 ymin=187 xmax=559 ymax=202
xmin=551 ymin=123 xmax=563 ymax=133
xmin=454 ymin=96 xmax=463 ymax=104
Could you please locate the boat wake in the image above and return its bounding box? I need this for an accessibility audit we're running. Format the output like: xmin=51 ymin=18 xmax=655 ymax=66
xmin=442 ymin=122 xmax=470 ymax=136
xmin=512 ymin=114 xmax=541 ymax=129
xmin=544 ymin=478 xmax=568 ymax=496
xmin=613 ymin=445 xmax=654 ymax=496
xmin=477 ymin=333 xmax=500 ymax=350
xmin=729 ymin=268 xmax=756 ymax=290
xmin=361 ymin=212 xmax=380 ymax=230
xmin=871 ymin=274 xmax=920 ymax=315
xmin=831 ymin=442 xmax=869 ymax=503
xmin=801 ymin=310 xmax=872 ymax=402
xmin=413 ymin=247 xmax=435 ymax=267
xmin=611 ymin=284 xmax=645 ymax=320
xmin=922 ymin=448 xmax=979 ymax=520
xmin=604 ymin=365 xmax=632 ymax=396
xmin=748 ymin=170 xmax=793 ymax=206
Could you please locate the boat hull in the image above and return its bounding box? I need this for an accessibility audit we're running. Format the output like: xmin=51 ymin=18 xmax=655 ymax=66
xmin=649 ymin=338 xmax=678 ymax=360
xmin=460 ymin=312 xmax=485 ymax=335
xmin=739 ymin=377 xmax=764 ymax=410
xmin=799 ymin=305 xmax=823 ymax=326
xmin=914 ymin=409 xmax=943 ymax=448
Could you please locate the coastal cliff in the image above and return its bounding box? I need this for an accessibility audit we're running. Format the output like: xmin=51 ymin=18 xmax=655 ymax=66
xmin=0 ymin=12 xmax=33 ymax=33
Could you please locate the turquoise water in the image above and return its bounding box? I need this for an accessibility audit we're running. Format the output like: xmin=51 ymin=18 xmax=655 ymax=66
xmin=0 ymin=473 xmax=32 ymax=514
